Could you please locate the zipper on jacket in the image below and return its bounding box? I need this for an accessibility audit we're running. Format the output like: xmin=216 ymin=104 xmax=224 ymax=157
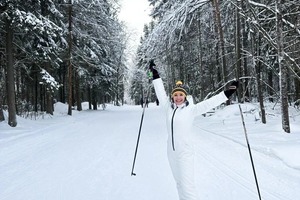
xmin=171 ymin=107 xmax=178 ymax=151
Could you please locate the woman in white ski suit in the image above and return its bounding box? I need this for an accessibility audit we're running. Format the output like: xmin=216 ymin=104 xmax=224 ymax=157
xmin=149 ymin=61 xmax=238 ymax=200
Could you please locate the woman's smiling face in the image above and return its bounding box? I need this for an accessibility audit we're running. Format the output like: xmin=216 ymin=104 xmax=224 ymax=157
xmin=172 ymin=92 xmax=185 ymax=105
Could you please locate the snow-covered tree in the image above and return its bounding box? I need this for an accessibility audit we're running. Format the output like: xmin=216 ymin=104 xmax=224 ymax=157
xmin=133 ymin=0 xmax=300 ymax=133
xmin=0 ymin=0 xmax=127 ymax=123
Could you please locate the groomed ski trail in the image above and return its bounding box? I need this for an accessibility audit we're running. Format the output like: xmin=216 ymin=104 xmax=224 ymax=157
xmin=193 ymin=115 xmax=299 ymax=200
xmin=0 ymin=103 xmax=299 ymax=200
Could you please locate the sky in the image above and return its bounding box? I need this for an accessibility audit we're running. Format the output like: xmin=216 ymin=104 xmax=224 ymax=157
xmin=119 ymin=0 xmax=152 ymax=61
xmin=119 ymin=0 xmax=151 ymax=38
xmin=0 ymin=100 xmax=299 ymax=200
xmin=118 ymin=0 xmax=153 ymax=103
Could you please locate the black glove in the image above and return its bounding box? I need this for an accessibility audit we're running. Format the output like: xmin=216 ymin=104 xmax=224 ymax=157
xmin=224 ymin=81 xmax=238 ymax=98
xmin=149 ymin=60 xmax=156 ymax=69
xmin=149 ymin=60 xmax=160 ymax=80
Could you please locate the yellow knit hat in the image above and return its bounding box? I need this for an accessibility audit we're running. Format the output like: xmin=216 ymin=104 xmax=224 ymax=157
xmin=171 ymin=81 xmax=187 ymax=97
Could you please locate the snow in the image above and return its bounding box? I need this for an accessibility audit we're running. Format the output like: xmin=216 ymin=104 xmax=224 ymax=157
xmin=0 ymin=101 xmax=299 ymax=200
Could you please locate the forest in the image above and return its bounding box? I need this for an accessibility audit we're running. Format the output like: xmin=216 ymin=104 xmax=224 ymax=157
xmin=0 ymin=0 xmax=300 ymax=133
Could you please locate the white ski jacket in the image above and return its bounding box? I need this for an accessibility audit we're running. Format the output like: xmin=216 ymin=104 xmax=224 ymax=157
xmin=153 ymin=78 xmax=228 ymax=151
xmin=153 ymin=78 xmax=228 ymax=200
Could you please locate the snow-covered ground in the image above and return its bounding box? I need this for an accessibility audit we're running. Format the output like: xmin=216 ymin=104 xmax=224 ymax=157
xmin=0 ymin=101 xmax=299 ymax=200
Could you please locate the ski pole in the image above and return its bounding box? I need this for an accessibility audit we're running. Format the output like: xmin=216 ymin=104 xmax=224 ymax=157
xmin=237 ymin=96 xmax=262 ymax=200
xmin=131 ymin=84 xmax=152 ymax=176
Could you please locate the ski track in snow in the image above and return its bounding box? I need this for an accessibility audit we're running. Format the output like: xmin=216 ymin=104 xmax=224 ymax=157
xmin=0 ymin=103 xmax=299 ymax=200
xmin=193 ymin=115 xmax=300 ymax=200
xmin=194 ymin=128 xmax=297 ymax=200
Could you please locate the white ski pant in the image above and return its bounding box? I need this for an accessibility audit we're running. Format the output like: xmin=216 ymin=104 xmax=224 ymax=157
xmin=167 ymin=145 xmax=197 ymax=200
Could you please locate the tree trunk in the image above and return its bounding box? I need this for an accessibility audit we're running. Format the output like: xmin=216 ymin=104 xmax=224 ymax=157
xmin=75 ymin=70 xmax=82 ymax=111
xmin=58 ymin=64 xmax=66 ymax=103
xmin=235 ymin=0 xmax=242 ymax=102
xmin=241 ymin=0 xmax=250 ymax=101
xmin=46 ymin=90 xmax=53 ymax=114
xmin=267 ymin=70 xmax=274 ymax=102
xmin=5 ymin=19 xmax=17 ymax=127
xmin=197 ymin=15 xmax=204 ymax=100
xmin=92 ymin=86 xmax=97 ymax=110
xmin=255 ymin=50 xmax=266 ymax=123
xmin=212 ymin=0 xmax=227 ymax=83
xmin=34 ymin=68 xmax=39 ymax=112
xmin=295 ymin=76 xmax=300 ymax=101
xmin=67 ymin=0 xmax=73 ymax=115
xmin=0 ymin=54 xmax=5 ymax=122
xmin=0 ymin=79 xmax=4 ymax=121
xmin=276 ymin=0 xmax=290 ymax=133
xmin=252 ymin=33 xmax=266 ymax=124
xmin=0 ymin=94 xmax=4 ymax=121
xmin=115 ymin=66 xmax=120 ymax=106
xmin=88 ymin=86 xmax=92 ymax=110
